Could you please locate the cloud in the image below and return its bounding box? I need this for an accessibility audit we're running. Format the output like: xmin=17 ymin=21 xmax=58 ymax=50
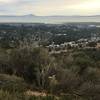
xmin=0 ymin=0 xmax=16 ymax=4
xmin=0 ymin=0 xmax=100 ymax=15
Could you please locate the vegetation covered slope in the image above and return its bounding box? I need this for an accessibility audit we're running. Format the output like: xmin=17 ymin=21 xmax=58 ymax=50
xmin=0 ymin=43 xmax=100 ymax=100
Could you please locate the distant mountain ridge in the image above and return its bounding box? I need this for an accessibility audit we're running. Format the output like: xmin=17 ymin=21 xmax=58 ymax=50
xmin=0 ymin=14 xmax=100 ymax=23
xmin=0 ymin=14 xmax=100 ymax=17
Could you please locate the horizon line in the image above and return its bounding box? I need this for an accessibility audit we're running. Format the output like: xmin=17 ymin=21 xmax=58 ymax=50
xmin=0 ymin=14 xmax=100 ymax=17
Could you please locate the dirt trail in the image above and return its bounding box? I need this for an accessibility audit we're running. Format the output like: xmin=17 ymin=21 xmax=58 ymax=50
xmin=25 ymin=90 xmax=59 ymax=99
xmin=26 ymin=90 xmax=47 ymax=97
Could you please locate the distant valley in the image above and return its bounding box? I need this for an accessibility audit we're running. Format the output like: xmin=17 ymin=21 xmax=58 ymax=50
xmin=0 ymin=14 xmax=100 ymax=23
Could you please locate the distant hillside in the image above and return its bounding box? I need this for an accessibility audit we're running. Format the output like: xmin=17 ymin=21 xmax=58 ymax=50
xmin=0 ymin=14 xmax=100 ymax=23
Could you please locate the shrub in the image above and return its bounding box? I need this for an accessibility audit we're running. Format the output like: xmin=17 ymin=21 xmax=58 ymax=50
xmin=0 ymin=74 xmax=27 ymax=93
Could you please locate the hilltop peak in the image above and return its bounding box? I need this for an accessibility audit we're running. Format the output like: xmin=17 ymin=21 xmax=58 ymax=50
xmin=23 ymin=14 xmax=36 ymax=17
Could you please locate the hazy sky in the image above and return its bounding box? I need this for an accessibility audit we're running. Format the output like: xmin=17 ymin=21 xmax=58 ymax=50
xmin=0 ymin=0 xmax=100 ymax=15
